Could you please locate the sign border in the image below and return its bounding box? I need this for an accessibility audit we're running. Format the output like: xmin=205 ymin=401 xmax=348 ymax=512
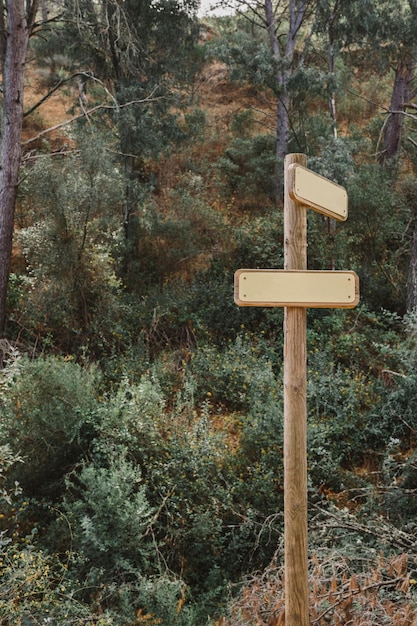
xmin=234 ymin=269 xmax=360 ymax=308
xmin=288 ymin=163 xmax=348 ymax=221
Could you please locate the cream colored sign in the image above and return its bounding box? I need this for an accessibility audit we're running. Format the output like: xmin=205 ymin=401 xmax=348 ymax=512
xmin=289 ymin=164 xmax=348 ymax=221
xmin=234 ymin=269 xmax=359 ymax=308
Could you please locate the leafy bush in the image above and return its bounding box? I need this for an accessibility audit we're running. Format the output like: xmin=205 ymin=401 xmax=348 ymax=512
xmin=0 ymin=529 xmax=197 ymax=626
xmin=64 ymin=448 xmax=156 ymax=579
xmin=0 ymin=540 xmax=106 ymax=626
xmin=346 ymin=164 xmax=409 ymax=312
xmin=215 ymin=135 xmax=276 ymax=203
xmin=16 ymin=131 xmax=126 ymax=352
xmin=189 ymin=333 xmax=280 ymax=411
xmin=0 ymin=354 xmax=100 ymax=499
xmin=307 ymin=351 xmax=379 ymax=491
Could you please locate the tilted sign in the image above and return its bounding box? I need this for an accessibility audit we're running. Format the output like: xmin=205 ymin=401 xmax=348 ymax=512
xmin=288 ymin=164 xmax=348 ymax=221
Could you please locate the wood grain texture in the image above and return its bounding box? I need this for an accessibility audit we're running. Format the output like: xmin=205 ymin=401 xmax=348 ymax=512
xmin=283 ymin=153 xmax=310 ymax=626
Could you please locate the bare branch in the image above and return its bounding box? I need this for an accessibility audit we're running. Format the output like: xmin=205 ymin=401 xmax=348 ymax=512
xmin=22 ymin=92 xmax=163 ymax=147
xmin=23 ymin=71 xmax=108 ymax=118
xmin=311 ymin=577 xmax=404 ymax=625
xmin=408 ymin=135 xmax=417 ymax=150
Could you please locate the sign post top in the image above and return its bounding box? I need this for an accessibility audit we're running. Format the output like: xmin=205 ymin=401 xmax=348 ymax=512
xmin=288 ymin=163 xmax=348 ymax=221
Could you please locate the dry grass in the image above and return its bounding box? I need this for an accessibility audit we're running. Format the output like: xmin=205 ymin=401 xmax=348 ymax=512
xmin=215 ymin=552 xmax=417 ymax=625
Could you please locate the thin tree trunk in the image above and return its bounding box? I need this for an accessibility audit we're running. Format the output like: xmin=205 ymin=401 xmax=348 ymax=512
xmin=0 ymin=0 xmax=6 ymax=69
xmin=264 ymin=0 xmax=308 ymax=200
xmin=379 ymin=56 xmax=416 ymax=164
xmin=407 ymin=212 xmax=417 ymax=312
xmin=276 ymin=92 xmax=290 ymax=162
xmin=0 ymin=0 xmax=38 ymax=337
xmin=265 ymin=0 xmax=287 ymax=198
xmin=327 ymin=2 xmax=338 ymax=140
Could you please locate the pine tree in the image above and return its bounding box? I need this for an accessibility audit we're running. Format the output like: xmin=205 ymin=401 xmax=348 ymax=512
xmin=0 ymin=1 xmax=40 ymax=338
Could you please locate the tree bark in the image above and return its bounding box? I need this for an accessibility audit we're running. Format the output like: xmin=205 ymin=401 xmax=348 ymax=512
xmin=0 ymin=0 xmax=39 ymax=337
xmin=407 ymin=211 xmax=417 ymax=312
xmin=379 ymin=56 xmax=416 ymax=164
xmin=264 ymin=0 xmax=308 ymax=199
xmin=327 ymin=0 xmax=340 ymax=139
xmin=0 ymin=0 xmax=6 ymax=70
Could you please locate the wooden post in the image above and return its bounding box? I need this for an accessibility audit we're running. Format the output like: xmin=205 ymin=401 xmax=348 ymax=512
xmin=283 ymin=153 xmax=309 ymax=625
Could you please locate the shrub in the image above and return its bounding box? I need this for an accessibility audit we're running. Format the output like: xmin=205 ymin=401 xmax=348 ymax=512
xmin=64 ymin=448 xmax=156 ymax=579
xmin=0 ymin=540 xmax=106 ymax=626
xmin=189 ymin=333 xmax=280 ymax=411
xmin=0 ymin=354 xmax=101 ymax=499
xmin=16 ymin=132 xmax=126 ymax=353
xmin=215 ymin=135 xmax=276 ymax=203
xmin=307 ymin=352 xmax=379 ymax=491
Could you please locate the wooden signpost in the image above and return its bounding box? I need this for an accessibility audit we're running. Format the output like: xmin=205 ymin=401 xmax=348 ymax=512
xmin=234 ymin=153 xmax=359 ymax=626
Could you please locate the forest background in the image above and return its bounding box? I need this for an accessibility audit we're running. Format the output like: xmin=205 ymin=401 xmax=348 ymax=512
xmin=2 ymin=0 xmax=417 ymax=624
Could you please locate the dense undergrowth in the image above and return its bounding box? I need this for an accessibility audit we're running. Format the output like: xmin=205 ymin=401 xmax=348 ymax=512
xmin=2 ymin=6 xmax=417 ymax=625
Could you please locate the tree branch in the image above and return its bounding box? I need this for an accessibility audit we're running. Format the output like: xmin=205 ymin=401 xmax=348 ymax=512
xmin=311 ymin=576 xmax=404 ymax=625
xmin=24 ymin=71 xmax=118 ymax=118
xmin=22 ymin=92 xmax=163 ymax=147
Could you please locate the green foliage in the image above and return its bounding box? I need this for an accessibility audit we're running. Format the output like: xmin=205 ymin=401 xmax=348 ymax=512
xmin=48 ymin=0 xmax=202 ymax=171
xmin=17 ymin=132 xmax=126 ymax=353
xmin=308 ymin=357 xmax=378 ymax=490
xmin=0 ymin=446 xmax=22 ymax=507
xmin=146 ymin=400 xmax=282 ymax=593
xmin=119 ymin=182 xmax=228 ymax=294
xmin=308 ymin=306 xmax=402 ymax=371
xmin=182 ymin=107 xmax=207 ymax=143
xmin=64 ymin=449 xmax=155 ymax=578
xmin=208 ymin=28 xmax=274 ymax=91
xmin=215 ymin=135 xmax=276 ymax=202
xmin=9 ymin=3 xmax=417 ymax=623
xmin=309 ymin=137 xmax=356 ymax=186
xmin=0 ymin=527 xmax=196 ymax=626
xmin=0 ymin=354 xmax=100 ymax=498
xmin=345 ymin=164 xmax=410 ymax=312
xmin=96 ymin=374 xmax=167 ymax=475
xmin=374 ymin=312 xmax=417 ymax=447
xmin=0 ymin=540 xmax=105 ymax=626
xmin=189 ymin=333 xmax=280 ymax=411
xmin=305 ymin=307 xmax=406 ymax=490
xmin=231 ymin=109 xmax=255 ymax=138
xmin=231 ymin=405 xmax=284 ymax=527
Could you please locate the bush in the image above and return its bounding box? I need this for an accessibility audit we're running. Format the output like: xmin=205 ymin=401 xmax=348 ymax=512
xmin=307 ymin=352 xmax=379 ymax=491
xmin=215 ymin=135 xmax=276 ymax=203
xmin=0 ymin=354 xmax=101 ymax=499
xmin=64 ymin=448 xmax=156 ymax=579
xmin=189 ymin=333 xmax=280 ymax=411
xmin=0 ymin=540 xmax=106 ymax=626
xmin=16 ymin=132 xmax=126 ymax=353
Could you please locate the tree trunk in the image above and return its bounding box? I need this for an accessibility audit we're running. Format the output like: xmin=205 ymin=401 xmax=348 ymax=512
xmin=0 ymin=0 xmax=6 ymax=69
xmin=264 ymin=0 xmax=308 ymax=200
xmin=379 ymin=56 xmax=416 ymax=164
xmin=407 ymin=211 xmax=417 ymax=312
xmin=276 ymin=93 xmax=291 ymax=162
xmin=327 ymin=1 xmax=339 ymax=139
xmin=0 ymin=0 xmax=38 ymax=337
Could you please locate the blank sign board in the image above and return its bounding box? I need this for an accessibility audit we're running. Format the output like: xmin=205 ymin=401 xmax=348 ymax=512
xmin=234 ymin=269 xmax=359 ymax=308
xmin=288 ymin=164 xmax=348 ymax=221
